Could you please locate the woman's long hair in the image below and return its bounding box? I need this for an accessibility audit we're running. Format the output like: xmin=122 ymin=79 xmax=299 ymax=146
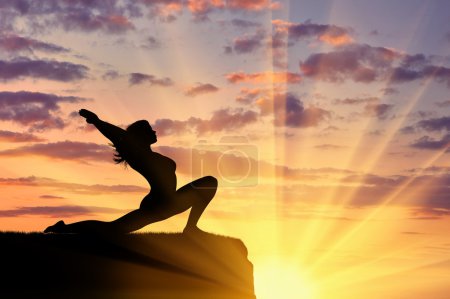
xmin=113 ymin=120 xmax=151 ymax=165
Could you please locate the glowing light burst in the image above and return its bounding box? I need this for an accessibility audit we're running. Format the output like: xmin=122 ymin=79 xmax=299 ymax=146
xmin=254 ymin=257 xmax=317 ymax=299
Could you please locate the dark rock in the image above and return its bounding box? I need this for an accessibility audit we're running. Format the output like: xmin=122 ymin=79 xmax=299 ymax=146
xmin=0 ymin=232 xmax=255 ymax=299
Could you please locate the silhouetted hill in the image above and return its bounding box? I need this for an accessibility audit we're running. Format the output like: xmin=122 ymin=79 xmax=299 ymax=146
xmin=0 ymin=232 xmax=255 ymax=299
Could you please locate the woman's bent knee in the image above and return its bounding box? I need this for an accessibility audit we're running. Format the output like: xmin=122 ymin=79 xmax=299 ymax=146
xmin=203 ymin=175 xmax=218 ymax=188
xmin=190 ymin=175 xmax=218 ymax=189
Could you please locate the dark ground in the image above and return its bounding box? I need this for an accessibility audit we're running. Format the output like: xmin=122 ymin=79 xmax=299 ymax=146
xmin=0 ymin=231 xmax=255 ymax=299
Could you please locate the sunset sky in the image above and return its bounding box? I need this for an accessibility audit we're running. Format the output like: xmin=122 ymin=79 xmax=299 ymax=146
xmin=0 ymin=1 xmax=449 ymax=298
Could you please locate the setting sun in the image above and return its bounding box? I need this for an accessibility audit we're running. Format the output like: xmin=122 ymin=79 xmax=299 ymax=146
xmin=255 ymin=258 xmax=317 ymax=299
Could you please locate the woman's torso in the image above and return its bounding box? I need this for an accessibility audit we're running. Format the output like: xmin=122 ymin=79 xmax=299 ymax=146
xmin=121 ymin=142 xmax=177 ymax=203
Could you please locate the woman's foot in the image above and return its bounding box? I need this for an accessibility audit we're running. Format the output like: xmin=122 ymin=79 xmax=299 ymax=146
xmin=183 ymin=226 xmax=206 ymax=235
xmin=44 ymin=220 xmax=66 ymax=233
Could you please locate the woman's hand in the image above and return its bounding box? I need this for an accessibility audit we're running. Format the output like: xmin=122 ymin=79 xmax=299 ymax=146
xmin=79 ymin=109 xmax=99 ymax=124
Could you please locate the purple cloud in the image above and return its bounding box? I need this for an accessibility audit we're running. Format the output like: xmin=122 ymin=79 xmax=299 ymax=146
xmin=184 ymin=83 xmax=219 ymax=97
xmin=390 ymin=65 xmax=450 ymax=86
xmin=402 ymin=116 xmax=450 ymax=137
xmin=300 ymin=43 xmax=450 ymax=87
xmin=129 ymin=72 xmax=173 ymax=86
xmin=57 ymin=11 xmax=135 ymax=34
xmin=231 ymin=18 xmax=261 ymax=28
xmin=0 ymin=57 xmax=88 ymax=82
xmin=197 ymin=108 xmax=258 ymax=134
xmin=153 ymin=108 xmax=258 ymax=136
xmin=272 ymin=19 xmax=353 ymax=47
xmin=0 ymin=175 xmax=147 ymax=195
xmin=141 ymin=36 xmax=160 ymax=49
xmin=0 ymin=0 xmax=280 ymax=31
xmin=411 ymin=208 xmax=450 ymax=218
xmin=0 ymin=1 xmax=135 ymax=34
xmin=363 ymin=103 xmax=394 ymax=120
xmin=0 ymin=34 xmax=69 ymax=53
xmin=435 ymin=100 xmax=450 ymax=108
xmin=102 ymin=70 xmax=120 ymax=80
xmin=0 ymin=91 xmax=88 ymax=131
xmin=300 ymin=44 xmax=398 ymax=83
xmin=410 ymin=134 xmax=450 ymax=151
xmin=0 ymin=141 xmax=113 ymax=162
xmin=0 ymin=130 xmax=45 ymax=142
xmin=381 ymin=87 xmax=399 ymax=95
xmin=234 ymin=90 xmax=330 ymax=128
xmin=0 ymin=205 xmax=126 ymax=218
xmin=400 ymin=126 xmax=416 ymax=134
xmin=257 ymin=93 xmax=330 ymax=128
xmin=334 ymin=97 xmax=379 ymax=105
xmin=232 ymin=29 xmax=266 ymax=54
xmin=416 ymin=117 xmax=450 ymax=132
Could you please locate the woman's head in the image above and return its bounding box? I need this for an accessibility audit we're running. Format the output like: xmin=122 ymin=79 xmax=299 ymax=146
xmin=113 ymin=120 xmax=156 ymax=165
xmin=126 ymin=120 xmax=157 ymax=145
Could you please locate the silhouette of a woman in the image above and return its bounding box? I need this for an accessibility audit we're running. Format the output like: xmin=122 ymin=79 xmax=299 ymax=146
xmin=44 ymin=109 xmax=217 ymax=234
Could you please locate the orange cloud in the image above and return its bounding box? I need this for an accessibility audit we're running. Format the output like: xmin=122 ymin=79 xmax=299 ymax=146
xmin=187 ymin=0 xmax=224 ymax=14
xmin=226 ymin=71 xmax=302 ymax=84
xmin=235 ymin=87 xmax=267 ymax=104
xmin=159 ymin=2 xmax=183 ymax=16
xmin=227 ymin=0 xmax=281 ymax=11
xmin=272 ymin=19 xmax=354 ymax=46
xmin=319 ymin=32 xmax=353 ymax=46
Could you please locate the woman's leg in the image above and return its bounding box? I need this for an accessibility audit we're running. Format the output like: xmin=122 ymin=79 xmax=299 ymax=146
xmin=113 ymin=175 xmax=217 ymax=233
xmin=44 ymin=209 xmax=166 ymax=234
xmin=44 ymin=176 xmax=218 ymax=234
xmin=175 ymin=176 xmax=218 ymax=232
xmin=44 ymin=219 xmax=110 ymax=234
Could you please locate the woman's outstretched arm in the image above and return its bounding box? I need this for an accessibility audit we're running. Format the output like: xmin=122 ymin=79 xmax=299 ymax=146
xmin=79 ymin=109 xmax=125 ymax=144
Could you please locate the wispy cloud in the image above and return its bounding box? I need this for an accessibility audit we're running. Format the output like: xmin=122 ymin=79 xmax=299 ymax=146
xmin=0 ymin=34 xmax=69 ymax=53
xmin=0 ymin=176 xmax=147 ymax=195
xmin=416 ymin=117 xmax=450 ymax=132
xmin=363 ymin=103 xmax=394 ymax=120
xmin=300 ymin=44 xmax=450 ymax=87
xmin=0 ymin=205 xmax=126 ymax=218
xmin=257 ymin=93 xmax=331 ymax=127
xmin=231 ymin=18 xmax=261 ymax=29
xmin=184 ymin=83 xmax=219 ymax=97
xmin=102 ymin=70 xmax=120 ymax=80
xmin=153 ymin=107 xmax=258 ymax=135
xmin=58 ymin=13 xmax=135 ymax=34
xmin=272 ymin=19 xmax=354 ymax=46
xmin=300 ymin=44 xmax=400 ymax=83
xmin=231 ymin=29 xmax=266 ymax=54
xmin=129 ymin=72 xmax=173 ymax=86
xmin=0 ymin=91 xmax=88 ymax=131
xmin=0 ymin=141 xmax=113 ymax=162
xmin=334 ymin=97 xmax=380 ymax=105
xmin=315 ymin=144 xmax=346 ymax=150
xmin=39 ymin=195 xmax=65 ymax=199
xmin=410 ymin=134 xmax=450 ymax=151
xmin=0 ymin=57 xmax=88 ymax=82
xmin=0 ymin=130 xmax=45 ymax=142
